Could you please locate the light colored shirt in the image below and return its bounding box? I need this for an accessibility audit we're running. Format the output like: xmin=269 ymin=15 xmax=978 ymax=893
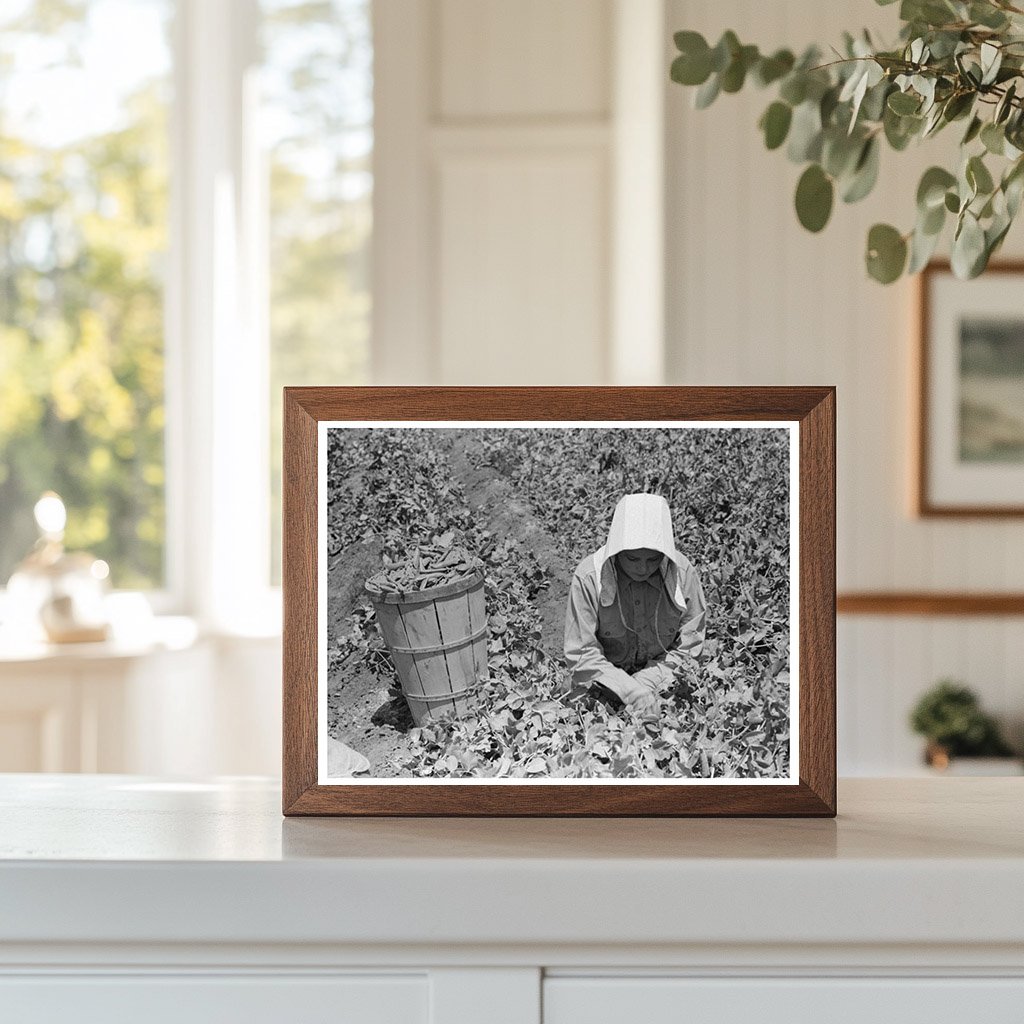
xmin=564 ymin=554 xmax=707 ymax=703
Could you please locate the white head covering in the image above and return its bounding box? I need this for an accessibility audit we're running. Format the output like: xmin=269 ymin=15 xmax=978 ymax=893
xmin=591 ymin=493 xmax=689 ymax=609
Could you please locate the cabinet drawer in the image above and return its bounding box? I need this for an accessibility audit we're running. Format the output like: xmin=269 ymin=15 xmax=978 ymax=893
xmin=0 ymin=974 xmax=427 ymax=1024
xmin=544 ymin=977 xmax=1024 ymax=1024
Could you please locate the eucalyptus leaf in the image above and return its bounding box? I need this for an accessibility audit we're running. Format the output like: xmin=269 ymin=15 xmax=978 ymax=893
xmin=888 ymin=90 xmax=921 ymax=115
xmin=866 ymin=223 xmax=908 ymax=283
xmin=970 ymin=2 xmax=1009 ymax=30
xmin=951 ymin=211 xmax=986 ymax=278
xmin=721 ymin=44 xmax=759 ymax=93
xmin=822 ymin=128 xmax=864 ymax=178
xmin=917 ymin=166 xmax=957 ymax=210
xmin=860 ymin=79 xmax=892 ymax=122
xmin=981 ymin=121 xmax=1006 ymax=155
xmin=787 ymin=100 xmax=824 ymax=162
xmin=779 ymin=73 xmax=807 ymax=106
xmin=967 ymin=154 xmax=995 ymax=195
xmin=980 ymin=41 xmax=1002 ymax=86
xmin=884 ymin=106 xmax=921 ymax=150
xmin=908 ymin=221 xmax=943 ymax=273
xmin=710 ymin=31 xmax=740 ymax=73
xmin=995 ymin=82 xmax=1017 ymax=124
xmin=842 ymin=137 xmax=881 ymax=203
xmin=694 ymin=73 xmax=721 ymax=109
xmin=760 ymin=101 xmax=793 ymax=150
xmin=921 ymin=199 xmax=946 ymax=235
xmin=795 ymin=164 xmax=834 ymax=232
xmin=962 ymin=115 xmax=983 ymax=145
xmin=671 ymin=44 xmax=712 ymax=87
xmin=942 ymin=91 xmax=974 ymax=122
xmin=754 ymin=49 xmax=795 ymax=87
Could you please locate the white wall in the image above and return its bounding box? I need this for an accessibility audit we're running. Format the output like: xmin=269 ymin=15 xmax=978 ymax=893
xmin=665 ymin=0 xmax=1024 ymax=772
xmin=373 ymin=0 xmax=666 ymax=386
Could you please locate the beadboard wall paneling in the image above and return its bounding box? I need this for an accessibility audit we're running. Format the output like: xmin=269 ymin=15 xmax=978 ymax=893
xmin=666 ymin=0 xmax=1024 ymax=774
xmin=436 ymin=149 xmax=609 ymax=384
xmin=374 ymin=0 xmax=623 ymax=384
xmin=438 ymin=0 xmax=611 ymax=120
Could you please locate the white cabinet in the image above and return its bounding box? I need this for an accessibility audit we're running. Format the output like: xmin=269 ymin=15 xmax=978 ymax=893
xmin=544 ymin=977 xmax=1024 ymax=1024
xmin=1 ymin=778 xmax=1022 ymax=1024
xmin=0 ymin=975 xmax=428 ymax=1024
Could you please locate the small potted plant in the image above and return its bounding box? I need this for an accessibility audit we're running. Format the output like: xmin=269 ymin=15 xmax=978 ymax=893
xmin=910 ymin=680 xmax=1020 ymax=773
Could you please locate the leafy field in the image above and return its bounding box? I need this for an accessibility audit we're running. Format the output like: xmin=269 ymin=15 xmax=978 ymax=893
xmin=326 ymin=426 xmax=792 ymax=779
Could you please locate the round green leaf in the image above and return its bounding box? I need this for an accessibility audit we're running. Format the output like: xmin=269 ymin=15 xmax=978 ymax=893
xmin=842 ymin=137 xmax=880 ymax=204
xmin=866 ymin=223 xmax=908 ymax=284
xmin=779 ymin=74 xmax=807 ymax=106
xmin=884 ymin=106 xmax=924 ymax=151
xmin=967 ymin=155 xmax=995 ymax=196
xmin=787 ymin=101 xmax=823 ymax=162
xmin=823 ymin=129 xmax=862 ymax=179
xmin=694 ymin=73 xmax=721 ymax=109
xmin=671 ymin=32 xmax=712 ymax=86
xmin=754 ymin=49 xmax=795 ymax=87
xmin=943 ymin=92 xmax=974 ymax=123
xmin=917 ymin=166 xmax=957 ymax=211
xmin=887 ymin=91 xmax=920 ymax=116
xmin=962 ymin=116 xmax=983 ymax=145
xmin=908 ymin=223 xmax=942 ymax=274
xmin=760 ymin=101 xmax=792 ymax=150
xmin=710 ymin=31 xmax=740 ymax=73
xmin=981 ymin=122 xmax=1006 ymax=155
xmin=952 ymin=213 xmax=986 ymax=279
xmin=944 ymin=190 xmax=961 ymax=214
xmin=795 ymin=164 xmax=834 ymax=233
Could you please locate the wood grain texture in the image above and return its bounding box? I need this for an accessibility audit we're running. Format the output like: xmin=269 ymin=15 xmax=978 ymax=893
xmin=282 ymin=387 xmax=837 ymax=817
xmin=798 ymin=388 xmax=837 ymax=814
xmin=916 ymin=260 xmax=1024 ymax=518
xmin=838 ymin=592 xmax=1024 ymax=616
xmin=282 ymin=392 xmax=319 ymax=812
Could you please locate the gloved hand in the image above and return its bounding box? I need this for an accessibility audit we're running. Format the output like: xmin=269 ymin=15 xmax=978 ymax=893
xmin=619 ymin=676 xmax=660 ymax=716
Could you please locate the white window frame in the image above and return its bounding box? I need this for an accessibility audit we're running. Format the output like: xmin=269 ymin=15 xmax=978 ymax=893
xmin=167 ymin=0 xmax=278 ymax=634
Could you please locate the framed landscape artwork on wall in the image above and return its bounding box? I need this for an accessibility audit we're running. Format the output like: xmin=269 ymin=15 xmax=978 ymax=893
xmin=282 ymin=387 xmax=836 ymax=817
xmin=918 ymin=262 xmax=1024 ymax=517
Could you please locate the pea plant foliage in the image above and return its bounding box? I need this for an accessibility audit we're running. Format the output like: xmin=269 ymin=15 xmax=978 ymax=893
xmin=671 ymin=0 xmax=1024 ymax=282
xmin=325 ymin=426 xmax=792 ymax=782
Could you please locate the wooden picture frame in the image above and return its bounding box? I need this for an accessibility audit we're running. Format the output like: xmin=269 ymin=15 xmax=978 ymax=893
xmin=917 ymin=260 xmax=1024 ymax=517
xmin=283 ymin=387 xmax=836 ymax=816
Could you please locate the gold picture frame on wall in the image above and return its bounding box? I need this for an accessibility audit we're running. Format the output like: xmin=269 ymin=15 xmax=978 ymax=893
xmin=917 ymin=261 xmax=1024 ymax=517
xmin=282 ymin=386 xmax=836 ymax=817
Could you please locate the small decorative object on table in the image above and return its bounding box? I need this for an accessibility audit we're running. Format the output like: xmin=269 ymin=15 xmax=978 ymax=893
xmin=282 ymin=386 xmax=836 ymax=817
xmin=910 ymin=679 xmax=1022 ymax=774
xmin=4 ymin=492 xmax=111 ymax=644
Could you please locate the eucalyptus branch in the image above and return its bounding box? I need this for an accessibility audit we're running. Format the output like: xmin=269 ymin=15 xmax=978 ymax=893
xmin=670 ymin=1 xmax=1024 ymax=283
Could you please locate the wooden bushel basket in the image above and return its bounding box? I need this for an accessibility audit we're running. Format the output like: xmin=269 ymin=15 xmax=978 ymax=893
xmin=365 ymin=570 xmax=488 ymax=725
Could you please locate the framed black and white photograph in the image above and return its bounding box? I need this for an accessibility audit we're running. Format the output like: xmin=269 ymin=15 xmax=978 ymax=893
xmin=283 ymin=387 xmax=835 ymax=816
xmin=918 ymin=261 xmax=1024 ymax=517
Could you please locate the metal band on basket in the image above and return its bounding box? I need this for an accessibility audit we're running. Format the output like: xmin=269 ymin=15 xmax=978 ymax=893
xmin=410 ymin=683 xmax=481 ymax=704
xmin=386 ymin=623 xmax=488 ymax=655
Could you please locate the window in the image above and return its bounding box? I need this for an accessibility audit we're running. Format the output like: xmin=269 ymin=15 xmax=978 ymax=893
xmin=0 ymin=0 xmax=373 ymax=620
xmin=261 ymin=0 xmax=373 ymax=582
xmin=0 ymin=0 xmax=173 ymax=589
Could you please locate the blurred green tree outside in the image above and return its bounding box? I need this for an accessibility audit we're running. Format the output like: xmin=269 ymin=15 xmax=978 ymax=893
xmin=263 ymin=0 xmax=372 ymax=582
xmin=0 ymin=0 xmax=372 ymax=592
xmin=0 ymin=0 xmax=171 ymax=588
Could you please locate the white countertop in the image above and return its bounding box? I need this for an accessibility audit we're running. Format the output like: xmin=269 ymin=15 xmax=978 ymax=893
xmin=2 ymin=776 xmax=1022 ymax=950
